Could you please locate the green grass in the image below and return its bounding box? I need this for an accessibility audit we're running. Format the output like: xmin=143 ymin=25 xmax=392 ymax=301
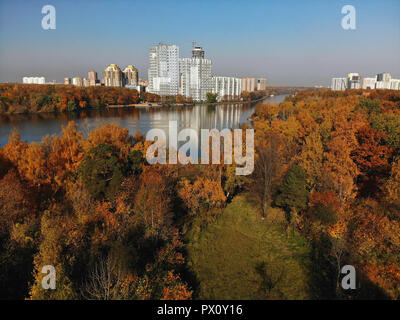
xmin=185 ymin=194 xmax=312 ymax=299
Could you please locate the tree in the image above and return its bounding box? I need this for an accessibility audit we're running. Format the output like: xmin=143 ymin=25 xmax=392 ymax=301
xmin=295 ymin=131 xmax=324 ymax=190
xmin=81 ymin=254 xmax=138 ymax=300
xmin=206 ymin=92 xmax=218 ymax=103
xmin=78 ymin=144 xmax=124 ymax=200
xmin=134 ymin=167 xmax=173 ymax=240
xmin=308 ymin=191 xmax=339 ymax=226
xmin=67 ymin=100 xmax=77 ymax=112
xmin=276 ymin=165 xmax=309 ymax=223
xmin=385 ymin=160 xmax=400 ymax=211
xmin=29 ymin=206 xmax=78 ymax=300
xmin=46 ymin=121 xmax=84 ymax=188
xmin=253 ymin=131 xmax=282 ymax=217
xmin=178 ymin=177 xmax=226 ymax=217
xmin=83 ymin=123 xmax=132 ymax=159
xmin=0 ymin=170 xmax=38 ymax=299
xmin=176 ymin=94 xmax=185 ymax=104
xmin=351 ymin=125 xmax=392 ymax=197
xmin=323 ymin=135 xmax=358 ymax=205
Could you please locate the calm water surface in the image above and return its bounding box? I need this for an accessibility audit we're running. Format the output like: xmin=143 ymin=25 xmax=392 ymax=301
xmin=0 ymin=95 xmax=287 ymax=147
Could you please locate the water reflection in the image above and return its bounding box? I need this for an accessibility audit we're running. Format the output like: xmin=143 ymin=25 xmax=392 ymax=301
xmin=0 ymin=95 xmax=287 ymax=146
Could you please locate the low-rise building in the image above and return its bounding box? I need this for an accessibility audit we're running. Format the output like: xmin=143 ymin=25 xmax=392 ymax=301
xmin=72 ymin=77 xmax=83 ymax=86
xmin=257 ymin=78 xmax=267 ymax=91
xmin=362 ymin=77 xmax=377 ymax=90
xmin=22 ymin=76 xmax=45 ymax=84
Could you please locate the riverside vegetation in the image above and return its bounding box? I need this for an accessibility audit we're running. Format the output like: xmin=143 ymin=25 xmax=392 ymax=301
xmin=0 ymin=89 xmax=399 ymax=299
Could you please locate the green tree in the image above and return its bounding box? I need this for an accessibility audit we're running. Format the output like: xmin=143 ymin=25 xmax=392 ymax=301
xmin=127 ymin=150 xmax=145 ymax=176
xmin=356 ymin=98 xmax=381 ymax=115
xmin=78 ymin=144 xmax=124 ymax=200
xmin=67 ymin=100 xmax=77 ymax=112
xmin=206 ymin=92 xmax=218 ymax=103
xmin=276 ymin=165 xmax=309 ymax=216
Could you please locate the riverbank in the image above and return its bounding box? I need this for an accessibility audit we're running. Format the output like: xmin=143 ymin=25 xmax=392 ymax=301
xmin=107 ymin=102 xmax=195 ymax=109
xmin=194 ymin=95 xmax=269 ymax=106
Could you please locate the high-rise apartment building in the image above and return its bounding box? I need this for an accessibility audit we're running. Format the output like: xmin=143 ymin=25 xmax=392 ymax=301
xmin=148 ymin=43 xmax=180 ymax=96
xmin=257 ymin=78 xmax=267 ymax=91
xmin=241 ymin=77 xmax=256 ymax=92
xmin=192 ymin=46 xmax=205 ymax=59
xmin=212 ymin=76 xmax=242 ymax=101
xmin=104 ymin=64 xmax=123 ymax=87
xmin=179 ymin=46 xmax=212 ymax=101
xmin=122 ymin=65 xmax=139 ymax=86
xmin=64 ymin=77 xmax=71 ymax=85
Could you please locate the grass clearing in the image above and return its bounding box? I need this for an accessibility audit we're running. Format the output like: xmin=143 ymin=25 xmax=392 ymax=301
xmin=185 ymin=194 xmax=311 ymax=299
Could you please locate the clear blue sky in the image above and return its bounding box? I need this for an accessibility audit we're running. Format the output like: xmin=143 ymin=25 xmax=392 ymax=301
xmin=0 ymin=0 xmax=399 ymax=86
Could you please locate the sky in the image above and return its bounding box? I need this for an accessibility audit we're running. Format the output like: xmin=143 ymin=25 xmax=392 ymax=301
xmin=0 ymin=0 xmax=399 ymax=86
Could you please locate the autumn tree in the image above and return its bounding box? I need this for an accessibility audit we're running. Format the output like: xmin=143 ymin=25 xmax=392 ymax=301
xmin=351 ymin=125 xmax=392 ymax=197
xmin=134 ymin=167 xmax=173 ymax=240
xmin=252 ymin=131 xmax=282 ymax=217
xmin=178 ymin=177 xmax=226 ymax=217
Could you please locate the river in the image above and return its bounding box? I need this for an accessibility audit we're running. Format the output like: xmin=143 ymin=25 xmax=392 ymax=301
xmin=0 ymin=95 xmax=287 ymax=147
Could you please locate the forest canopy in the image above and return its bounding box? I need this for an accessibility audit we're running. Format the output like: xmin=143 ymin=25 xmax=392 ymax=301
xmin=0 ymin=88 xmax=399 ymax=300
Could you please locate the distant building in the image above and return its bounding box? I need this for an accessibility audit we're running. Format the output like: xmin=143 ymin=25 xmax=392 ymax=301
xmin=88 ymin=70 xmax=99 ymax=86
xmin=362 ymin=77 xmax=377 ymax=90
xmin=122 ymin=65 xmax=139 ymax=86
xmin=241 ymin=77 xmax=256 ymax=92
xmin=138 ymin=79 xmax=148 ymax=87
xmin=347 ymin=73 xmax=361 ymax=89
xmin=332 ymin=72 xmax=400 ymax=91
xmin=179 ymin=46 xmax=212 ymax=101
xmin=64 ymin=77 xmax=71 ymax=85
xmin=331 ymin=78 xmax=348 ymax=91
xmin=104 ymin=64 xmax=123 ymax=87
xmin=377 ymin=72 xmax=391 ymax=82
xmin=192 ymin=46 xmax=205 ymax=59
xmin=257 ymin=78 xmax=267 ymax=91
xmin=390 ymin=79 xmax=400 ymax=90
xmin=376 ymin=73 xmax=392 ymax=89
xmin=148 ymin=43 xmax=180 ymax=96
xmin=22 ymin=76 xmax=45 ymax=84
xmin=72 ymin=77 xmax=83 ymax=86
xmin=212 ymin=76 xmax=242 ymax=101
